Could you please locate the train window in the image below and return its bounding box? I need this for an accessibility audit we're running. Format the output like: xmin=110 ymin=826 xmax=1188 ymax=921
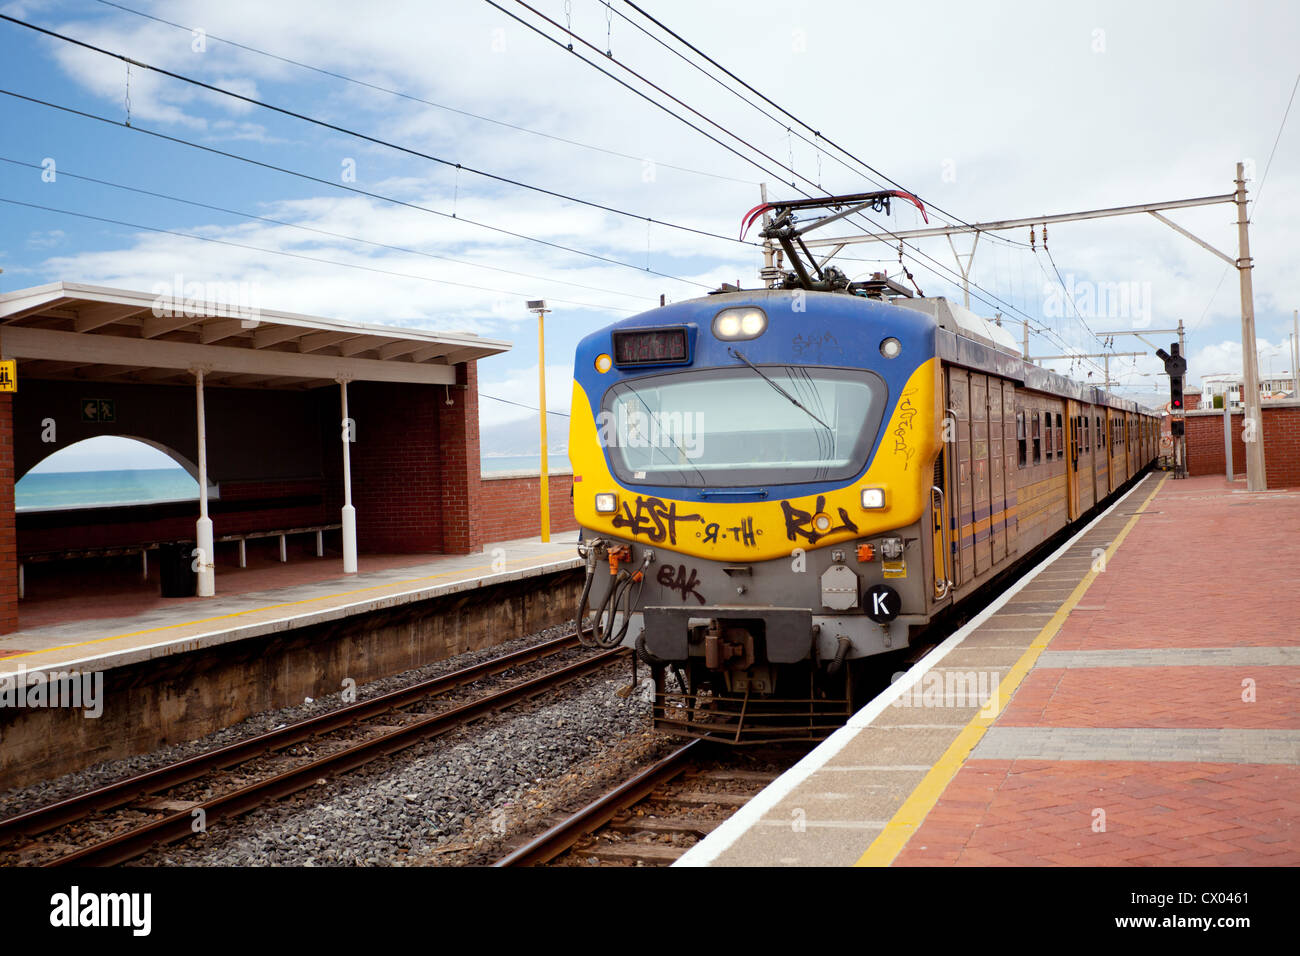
xmin=1044 ymin=412 xmax=1053 ymax=460
xmin=1085 ymin=415 xmax=1091 ymax=452
xmin=1016 ymin=410 xmax=1026 ymax=467
xmin=1032 ymin=413 xmax=1041 ymax=464
xmin=1056 ymin=413 xmax=1064 ymax=459
xmin=601 ymin=364 xmax=887 ymax=487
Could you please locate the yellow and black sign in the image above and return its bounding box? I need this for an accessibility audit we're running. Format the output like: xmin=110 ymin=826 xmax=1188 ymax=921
xmin=0 ymin=360 xmax=16 ymax=392
xmin=81 ymin=398 xmax=116 ymax=423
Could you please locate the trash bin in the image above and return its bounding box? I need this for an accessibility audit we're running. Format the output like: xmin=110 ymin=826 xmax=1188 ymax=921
xmin=159 ymin=542 xmax=197 ymax=598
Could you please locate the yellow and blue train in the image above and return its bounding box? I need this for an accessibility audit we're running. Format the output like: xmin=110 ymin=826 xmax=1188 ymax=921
xmin=568 ymin=280 xmax=1158 ymax=743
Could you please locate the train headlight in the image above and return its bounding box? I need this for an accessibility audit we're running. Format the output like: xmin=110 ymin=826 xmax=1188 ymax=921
xmin=594 ymin=493 xmax=618 ymax=514
xmin=861 ymin=487 xmax=886 ymax=509
xmin=594 ymin=353 xmax=613 ymax=373
xmin=712 ymin=307 xmax=767 ymax=340
xmin=879 ymin=337 xmax=902 ymax=359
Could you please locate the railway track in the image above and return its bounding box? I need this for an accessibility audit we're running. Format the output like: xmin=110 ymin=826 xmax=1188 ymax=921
xmin=494 ymin=739 xmax=806 ymax=867
xmin=0 ymin=633 xmax=624 ymax=867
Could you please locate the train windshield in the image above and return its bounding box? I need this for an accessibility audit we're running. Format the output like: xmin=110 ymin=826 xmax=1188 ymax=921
xmin=602 ymin=365 xmax=887 ymax=487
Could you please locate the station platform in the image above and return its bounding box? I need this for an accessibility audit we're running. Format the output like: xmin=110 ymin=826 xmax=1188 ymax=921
xmin=679 ymin=472 xmax=1300 ymax=867
xmin=0 ymin=533 xmax=580 ymax=679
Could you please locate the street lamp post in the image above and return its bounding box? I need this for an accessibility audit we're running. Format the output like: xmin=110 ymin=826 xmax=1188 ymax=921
xmin=527 ymin=300 xmax=552 ymax=542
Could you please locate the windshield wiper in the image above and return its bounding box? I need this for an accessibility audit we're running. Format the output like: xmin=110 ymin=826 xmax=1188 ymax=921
xmin=728 ymin=348 xmax=833 ymax=431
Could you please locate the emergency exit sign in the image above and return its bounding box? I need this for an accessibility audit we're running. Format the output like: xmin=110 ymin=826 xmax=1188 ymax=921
xmin=0 ymin=361 xmax=15 ymax=392
xmin=81 ymin=398 xmax=116 ymax=423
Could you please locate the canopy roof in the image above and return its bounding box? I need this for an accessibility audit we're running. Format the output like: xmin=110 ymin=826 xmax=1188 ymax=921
xmin=0 ymin=282 xmax=511 ymax=388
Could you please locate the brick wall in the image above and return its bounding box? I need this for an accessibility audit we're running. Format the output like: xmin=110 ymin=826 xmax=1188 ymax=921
xmin=479 ymin=472 xmax=577 ymax=543
xmin=347 ymin=380 xmax=443 ymax=553
xmin=1186 ymin=410 xmax=1246 ymax=478
xmin=0 ymin=394 xmax=15 ymax=632
xmin=1263 ymin=403 xmax=1300 ymax=489
xmin=437 ymin=362 xmax=483 ymax=555
xmin=1185 ymin=402 xmax=1300 ymax=488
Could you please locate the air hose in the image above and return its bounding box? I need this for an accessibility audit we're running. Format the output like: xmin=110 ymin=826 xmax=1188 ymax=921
xmin=575 ymin=539 xmax=603 ymax=647
xmin=593 ymin=550 xmax=652 ymax=648
xmin=826 ymin=635 xmax=852 ymax=676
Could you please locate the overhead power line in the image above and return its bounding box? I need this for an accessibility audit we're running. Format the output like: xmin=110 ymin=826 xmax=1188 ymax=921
xmin=0 ymin=195 xmax=638 ymax=312
xmin=493 ymin=0 xmax=1057 ymax=349
xmin=0 ymin=87 xmax=712 ymax=291
xmin=92 ymin=0 xmax=758 ymax=187
xmin=0 ymin=155 xmax=655 ymax=304
xmin=617 ymin=0 xmax=1031 ymax=250
xmin=0 ymin=12 xmax=752 ymax=248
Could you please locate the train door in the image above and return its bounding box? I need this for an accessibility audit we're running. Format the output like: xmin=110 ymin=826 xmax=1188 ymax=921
xmin=989 ymin=378 xmax=1007 ymax=564
xmin=946 ymin=367 xmax=974 ymax=588
xmin=1094 ymin=412 xmax=1108 ymax=500
xmin=1066 ymin=401 xmax=1081 ymax=519
xmin=969 ymin=373 xmax=991 ymax=576
xmin=1001 ymin=381 xmax=1019 ymax=558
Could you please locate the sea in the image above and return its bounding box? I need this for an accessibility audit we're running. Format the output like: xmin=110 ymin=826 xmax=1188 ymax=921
xmin=16 ymin=468 xmax=199 ymax=511
xmin=17 ymin=461 xmax=563 ymax=510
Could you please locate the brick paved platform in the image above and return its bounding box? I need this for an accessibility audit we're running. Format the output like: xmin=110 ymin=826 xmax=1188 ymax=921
xmin=679 ymin=472 xmax=1300 ymax=867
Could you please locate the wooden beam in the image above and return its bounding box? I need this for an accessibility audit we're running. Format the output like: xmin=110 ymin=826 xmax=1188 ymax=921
xmin=74 ymin=304 xmax=149 ymax=333
xmin=141 ymin=312 xmax=203 ymax=339
xmin=298 ymin=331 xmax=358 ymax=354
xmin=252 ymin=325 xmax=307 ymax=349
xmin=377 ymin=340 xmax=424 ymax=360
xmin=337 ymin=335 xmax=390 ymax=357
xmin=200 ymin=318 xmax=250 ymax=344
xmin=3 ymin=327 xmax=456 ymax=385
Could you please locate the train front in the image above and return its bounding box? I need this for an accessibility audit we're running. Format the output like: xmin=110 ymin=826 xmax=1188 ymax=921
xmin=569 ymin=289 xmax=942 ymax=743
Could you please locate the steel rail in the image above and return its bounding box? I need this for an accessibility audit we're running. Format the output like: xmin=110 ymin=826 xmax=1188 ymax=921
xmin=493 ymin=738 xmax=703 ymax=867
xmin=0 ymin=633 xmax=589 ymax=849
xmin=39 ymin=645 xmax=624 ymax=866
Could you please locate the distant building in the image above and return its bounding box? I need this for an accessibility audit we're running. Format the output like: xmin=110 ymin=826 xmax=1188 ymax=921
xmin=1199 ymin=373 xmax=1296 ymax=409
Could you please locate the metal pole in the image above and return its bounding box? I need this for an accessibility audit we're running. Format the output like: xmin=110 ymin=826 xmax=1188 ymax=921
xmin=194 ymin=368 xmax=215 ymax=597
xmin=1104 ymin=354 xmax=1110 ymax=392
xmin=1293 ymin=309 xmax=1299 ymax=398
xmin=1235 ymin=161 xmax=1267 ymax=491
xmin=537 ymin=308 xmax=550 ymax=542
xmin=1224 ymin=400 xmax=1234 ymax=480
xmin=340 ymin=378 xmax=357 ymax=574
xmin=760 ymin=182 xmax=775 ymax=289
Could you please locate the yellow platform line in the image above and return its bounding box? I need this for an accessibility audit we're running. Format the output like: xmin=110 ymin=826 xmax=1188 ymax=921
xmin=0 ymin=548 xmax=576 ymax=664
xmin=855 ymin=473 xmax=1168 ymax=867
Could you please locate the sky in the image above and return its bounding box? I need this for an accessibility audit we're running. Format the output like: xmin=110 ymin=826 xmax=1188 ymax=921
xmin=1 ymin=0 xmax=1298 ymax=473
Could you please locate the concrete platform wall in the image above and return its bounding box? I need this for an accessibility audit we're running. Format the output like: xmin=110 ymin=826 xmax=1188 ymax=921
xmin=0 ymin=567 xmax=583 ymax=790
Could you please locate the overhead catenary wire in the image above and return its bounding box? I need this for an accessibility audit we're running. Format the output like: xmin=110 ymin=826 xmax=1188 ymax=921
xmin=616 ymin=0 xmax=1032 ymax=250
xmin=0 ymin=12 xmax=753 ymax=249
xmin=0 ymin=155 xmax=656 ymax=304
xmin=494 ymin=0 xmax=1065 ymax=354
xmin=0 ymin=87 xmax=713 ymax=291
xmin=0 ymin=195 xmax=639 ymax=313
xmin=91 ymin=0 xmax=759 ymax=187
xmin=480 ymin=393 xmax=570 ymax=416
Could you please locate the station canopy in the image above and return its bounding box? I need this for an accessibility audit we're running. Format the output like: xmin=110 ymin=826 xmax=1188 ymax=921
xmin=0 ymin=282 xmax=511 ymax=388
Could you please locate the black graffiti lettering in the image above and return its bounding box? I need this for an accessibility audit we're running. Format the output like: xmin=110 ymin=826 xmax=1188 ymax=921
xmin=702 ymin=522 xmax=719 ymax=544
xmin=892 ymin=390 xmax=920 ymax=470
xmin=740 ymin=516 xmax=756 ymax=547
xmin=791 ymin=331 xmax=843 ymax=357
xmin=781 ymin=495 xmax=859 ymax=545
xmin=611 ymin=495 xmax=703 ymax=546
xmin=657 ymin=563 xmax=706 ymax=605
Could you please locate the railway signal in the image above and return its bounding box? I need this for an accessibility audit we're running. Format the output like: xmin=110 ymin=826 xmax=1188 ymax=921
xmin=1156 ymin=343 xmax=1188 ymax=477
